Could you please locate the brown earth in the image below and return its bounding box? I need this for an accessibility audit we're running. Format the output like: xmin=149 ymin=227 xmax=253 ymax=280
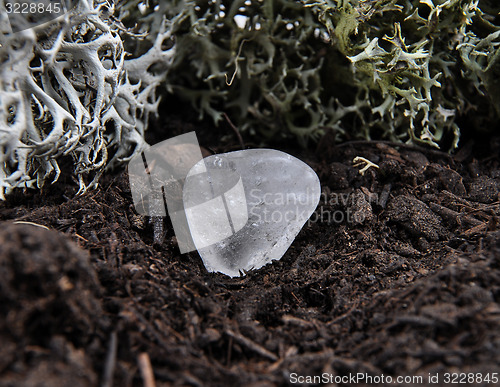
xmin=0 ymin=118 xmax=499 ymax=386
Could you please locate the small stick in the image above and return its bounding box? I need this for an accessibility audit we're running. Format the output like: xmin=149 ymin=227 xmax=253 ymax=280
xmin=12 ymin=221 xmax=49 ymax=230
xmin=225 ymin=39 xmax=248 ymax=86
xmin=74 ymin=233 xmax=89 ymax=242
xmin=226 ymin=336 xmax=233 ymax=367
xmin=138 ymin=353 xmax=156 ymax=387
xmin=223 ymin=113 xmax=245 ymax=150
xmin=290 ymin=291 xmax=301 ymax=304
xmin=225 ymin=329 xmax=278 ymax=361
xmin=101 ymin=331 xmax=117 ymax=387
xmin=282 ymin=315 xmax=314 ymax=328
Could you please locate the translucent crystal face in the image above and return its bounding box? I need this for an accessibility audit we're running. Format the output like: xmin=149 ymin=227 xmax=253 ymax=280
xmin=128 ymin=131 xmax=320 ymax=277
xmin=183 ymin=149 xmax=321 ymax=277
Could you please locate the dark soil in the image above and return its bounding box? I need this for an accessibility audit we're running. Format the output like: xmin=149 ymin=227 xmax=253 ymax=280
xmin=0 ymin=123 xmax=499 ymax=386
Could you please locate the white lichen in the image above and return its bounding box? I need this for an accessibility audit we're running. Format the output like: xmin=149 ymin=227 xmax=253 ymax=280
xmin=0 ymin=0 xmax=174 ymax=198
xmin=353 ymin=156 xmax=379 ymax=176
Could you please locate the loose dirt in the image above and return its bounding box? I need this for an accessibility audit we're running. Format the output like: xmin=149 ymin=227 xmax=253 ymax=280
xmin=0 ymin=119 xmax=499 ymax=386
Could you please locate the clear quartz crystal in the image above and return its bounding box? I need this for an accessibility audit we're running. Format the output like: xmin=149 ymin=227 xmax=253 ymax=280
xmin=183 ymin=149 xmax=320 ymax=277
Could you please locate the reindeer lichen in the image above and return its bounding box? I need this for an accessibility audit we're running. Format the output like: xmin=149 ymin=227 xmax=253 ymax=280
xmin=1 ymin=0 xmax=499 ymax=197
xmin=0 ymin=0 xmax=173 ymax=198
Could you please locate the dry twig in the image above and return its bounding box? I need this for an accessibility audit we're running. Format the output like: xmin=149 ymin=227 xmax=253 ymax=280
xmin=101 ymin=331 xmax=117 ymax=387
xmin=138 ymin=352 xmax=156 ymax=387
xmin=225 ymin=329 xmax=278 ymax=361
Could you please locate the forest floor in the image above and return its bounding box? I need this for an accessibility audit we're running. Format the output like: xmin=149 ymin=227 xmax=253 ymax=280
xmin=0 ymin=114 xmax=499 ymax=386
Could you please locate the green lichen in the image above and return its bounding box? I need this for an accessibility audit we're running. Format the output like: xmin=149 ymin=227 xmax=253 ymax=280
xmin=120 ymin=0 xmax=333 ymax=145
xmin=304 ymin=0 xmax=487 ymax=148
xmin=132 ymin=0 xmax=499 ymax=150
